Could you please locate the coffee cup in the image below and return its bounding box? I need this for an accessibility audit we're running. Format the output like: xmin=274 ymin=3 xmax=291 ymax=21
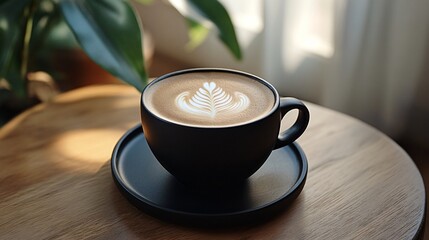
xmin=140 ymin=68 xmax=310 ymax=187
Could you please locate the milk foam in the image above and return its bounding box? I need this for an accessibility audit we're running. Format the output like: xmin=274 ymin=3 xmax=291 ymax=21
xmin=143 ymin=71 xmax=276 ymax=127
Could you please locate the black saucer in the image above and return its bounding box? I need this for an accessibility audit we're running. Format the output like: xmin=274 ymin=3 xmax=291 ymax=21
xmin=111 ymin=125 xmax=308 ymax=227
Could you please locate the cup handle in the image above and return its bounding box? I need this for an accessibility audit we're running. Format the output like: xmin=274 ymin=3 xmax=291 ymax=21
xmin=274 ymin=97 xmax=310 ymax=149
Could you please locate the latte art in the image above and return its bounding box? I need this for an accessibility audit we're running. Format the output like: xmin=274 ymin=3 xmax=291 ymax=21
xmin=176 ymin=82 xmax=250 ymax=118
xmin=143 ymin=71 xmax=276 ymax=127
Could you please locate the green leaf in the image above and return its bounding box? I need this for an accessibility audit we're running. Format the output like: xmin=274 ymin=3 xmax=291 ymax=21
xmin=134 ymin=0 xmax=153 ymax=5
xmin=60 ymin=0 xmax=147 ymax=91
xmin=185 ymin=18 xmax=209 ymax=50
xmin=31 ymin=0 xmax=63 ymax=50
xmin=0 ymin=0 xmax=32 ymax=97
xmin=187 ymin=0 xmax=242 ymax=60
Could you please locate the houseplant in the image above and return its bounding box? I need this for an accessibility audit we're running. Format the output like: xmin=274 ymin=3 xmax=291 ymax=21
xmin=0 ymin=0 xmax=241 ymax=124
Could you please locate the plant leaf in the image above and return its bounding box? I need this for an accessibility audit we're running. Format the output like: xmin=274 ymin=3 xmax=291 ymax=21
xmin=187 ymin=0 xmax=242 ymax=60
xmin=0 ymin=0 xmax=32 ymax=97
xmin=59 ymin=0 xmax=147 ymax=91
xmin=185 ymin=18 xmax=209 ymax=50
xmin=31 ymin=0 xmax=65 ymax=50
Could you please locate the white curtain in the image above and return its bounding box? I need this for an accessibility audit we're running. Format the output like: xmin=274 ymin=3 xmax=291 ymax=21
xmin=261 ymin=0 xmax=429 ymax=140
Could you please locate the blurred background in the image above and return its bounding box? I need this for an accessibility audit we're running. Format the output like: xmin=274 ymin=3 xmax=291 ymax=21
xmin=137 ymin=0 xmax=429 ymax=152
xmin=2 ymin=0 xmax=428 ymax=153
xmin=138 ymin=0 xmax=429 ymax=177
xmin=1 ymin=0 xmax=428 ymax=234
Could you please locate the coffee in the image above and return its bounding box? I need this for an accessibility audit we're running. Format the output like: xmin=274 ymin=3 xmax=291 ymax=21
xmin=143 ymin=71 xmax=276 ymax=127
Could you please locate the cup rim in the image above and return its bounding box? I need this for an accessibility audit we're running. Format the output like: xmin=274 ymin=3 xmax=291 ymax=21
xmin=141 ymin=68 xmax=280 ymax=129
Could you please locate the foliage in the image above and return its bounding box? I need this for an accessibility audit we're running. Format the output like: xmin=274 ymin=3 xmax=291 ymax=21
xmin=0 ymin=0 xmax=241 ymax=99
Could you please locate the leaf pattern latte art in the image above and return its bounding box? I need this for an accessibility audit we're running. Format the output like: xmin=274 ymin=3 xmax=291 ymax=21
xmin=176 ymin=82 xmax=250 ymax=118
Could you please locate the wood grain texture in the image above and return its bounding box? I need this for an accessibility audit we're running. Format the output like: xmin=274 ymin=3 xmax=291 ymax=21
xmin=0 ymin=85 xmax=425 ymax=239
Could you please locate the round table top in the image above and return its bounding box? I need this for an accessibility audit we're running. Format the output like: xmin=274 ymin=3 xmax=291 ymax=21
xmin=0 ymin=85 xmax=425 ymax=239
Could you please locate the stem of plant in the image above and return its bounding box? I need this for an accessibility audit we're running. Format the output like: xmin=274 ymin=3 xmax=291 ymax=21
xmin=20 ymin=0 xmax=37 ymax=98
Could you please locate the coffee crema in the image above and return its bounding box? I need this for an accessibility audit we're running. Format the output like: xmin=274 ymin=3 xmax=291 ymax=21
xmin=143 ymin=71 xmax=276 ymax=127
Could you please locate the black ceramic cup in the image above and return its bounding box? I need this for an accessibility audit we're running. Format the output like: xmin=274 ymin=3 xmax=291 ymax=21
xmin=140 ymin=68 xmax=309 ymax=188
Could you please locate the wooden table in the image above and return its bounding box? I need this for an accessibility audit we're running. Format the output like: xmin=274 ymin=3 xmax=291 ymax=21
xmin=0 ymin=85 xmax=425 ymax=239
